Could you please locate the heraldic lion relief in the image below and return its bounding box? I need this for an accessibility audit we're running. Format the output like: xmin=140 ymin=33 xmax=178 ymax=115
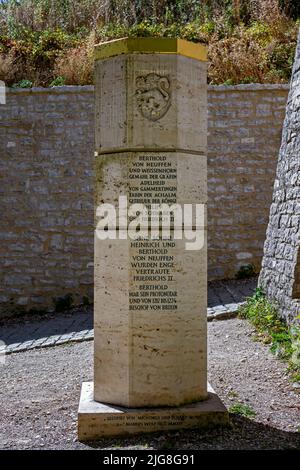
xmin=135 ymin=73 xmax=171 ymax=121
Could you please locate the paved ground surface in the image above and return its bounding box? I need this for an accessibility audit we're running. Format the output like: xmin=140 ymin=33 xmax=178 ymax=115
xmin=0 ymin=317 xmax=299 ymax=450
xmin=0 ymin=278 xmax=257 ymax=354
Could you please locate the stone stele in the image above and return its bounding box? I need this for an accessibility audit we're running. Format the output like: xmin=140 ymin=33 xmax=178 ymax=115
xmin=78 ymin=37 xmax=228 ymax=440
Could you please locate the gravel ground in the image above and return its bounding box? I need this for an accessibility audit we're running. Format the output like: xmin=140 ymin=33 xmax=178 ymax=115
xmin=0 ymin=318 xmax=299 ymax=450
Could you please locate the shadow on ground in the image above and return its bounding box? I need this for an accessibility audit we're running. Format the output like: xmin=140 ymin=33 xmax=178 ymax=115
xmin=207 ymin=277 xmax=257 ymax=308
xmin=0 ymin=307 xmax=93 ymax=346
xmin=0 ymin=278 xmax=258 ymax=347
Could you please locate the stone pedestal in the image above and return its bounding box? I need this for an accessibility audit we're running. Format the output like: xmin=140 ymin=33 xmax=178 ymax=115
xmin=78 ymin=37 xmax=228 ymax=439
xmin=78 ymin=382 xmax=228 ymax=440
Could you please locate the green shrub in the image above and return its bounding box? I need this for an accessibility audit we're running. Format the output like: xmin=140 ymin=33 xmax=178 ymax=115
xmin=11 ymin=79 xmax=32 ymax=88
xmin=235 ymin=264 xmax=256 ymax=279
xmin=49 ymin=76 xmax=66 ymax=86
xmin=246 ymin=21 xmax=272 ymax=45
xmin=53 ymin=293 xmax=73 ymax=312
xmin=82 ymin=295 xmax=90 ymax=306
xmin=229 ymin=403 xmax=256 ymax=418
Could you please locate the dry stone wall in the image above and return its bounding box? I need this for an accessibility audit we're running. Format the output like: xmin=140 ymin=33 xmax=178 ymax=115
xmin=259 ymin=33 xmax=300 ymax=325
xmin=0 ymin=84 xmax=288 ymax=314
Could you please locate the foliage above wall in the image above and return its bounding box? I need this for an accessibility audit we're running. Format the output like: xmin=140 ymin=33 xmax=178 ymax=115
xmin=0 ymin=0 xmax=299 ymax=86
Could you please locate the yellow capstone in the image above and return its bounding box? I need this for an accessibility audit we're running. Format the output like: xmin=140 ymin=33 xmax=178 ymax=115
xmin=94 ymin=37 xmax=207 ymax=62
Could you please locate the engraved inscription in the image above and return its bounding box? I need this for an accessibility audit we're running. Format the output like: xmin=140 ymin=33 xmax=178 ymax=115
xmin=128 ymin=154 xmax=177 ymax=207
xmin=102 ymin=413 xmax=199 ymax=429
xmin=135 ymin=73 xmax=171 ymax=121
xmin=128 ymin=154 xmax=178 ymax=312
xmin=129 ymin=237 xmax=177 ymax=312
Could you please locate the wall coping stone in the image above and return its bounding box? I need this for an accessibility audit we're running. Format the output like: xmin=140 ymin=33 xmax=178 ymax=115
xmin=6 ymin=85 xmax=95 ymax=95
xmin=5 ymin=83 xmax=290 ymax=95
xmin=208 ymin=84 xmax=290 ymax=91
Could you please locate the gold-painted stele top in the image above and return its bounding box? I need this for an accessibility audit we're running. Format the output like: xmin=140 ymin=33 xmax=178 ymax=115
xmin=94 ymin=37 xmax=207 ymax=62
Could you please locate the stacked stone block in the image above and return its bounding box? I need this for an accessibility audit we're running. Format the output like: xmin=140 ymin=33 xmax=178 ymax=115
xmin=259 ymin=30 xmax=300 ymax=324
xmin=0 ymin=84 xmax=288 ymax=315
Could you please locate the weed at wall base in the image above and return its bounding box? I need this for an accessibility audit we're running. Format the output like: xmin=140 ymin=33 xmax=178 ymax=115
xmin=239 ymin=288 xmax=300 ymax=383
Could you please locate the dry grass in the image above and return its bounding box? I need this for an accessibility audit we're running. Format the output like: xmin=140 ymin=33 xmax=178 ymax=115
xmin=208 ymin=1 xmax=298 ymax=84
xmin=0 ymin=52 xmax=16 ymax=83
xmin=0 ymin=0 xmax=298 ymax=86
xmin=53 ymin=34 xmax=94 ymax=85
xmin=208 ymin=35 xmax=269 ymax=85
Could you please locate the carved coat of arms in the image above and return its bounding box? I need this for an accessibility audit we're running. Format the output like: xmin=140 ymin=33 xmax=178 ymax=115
xmin=135 ymin=73 xmax=171 ymax=121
